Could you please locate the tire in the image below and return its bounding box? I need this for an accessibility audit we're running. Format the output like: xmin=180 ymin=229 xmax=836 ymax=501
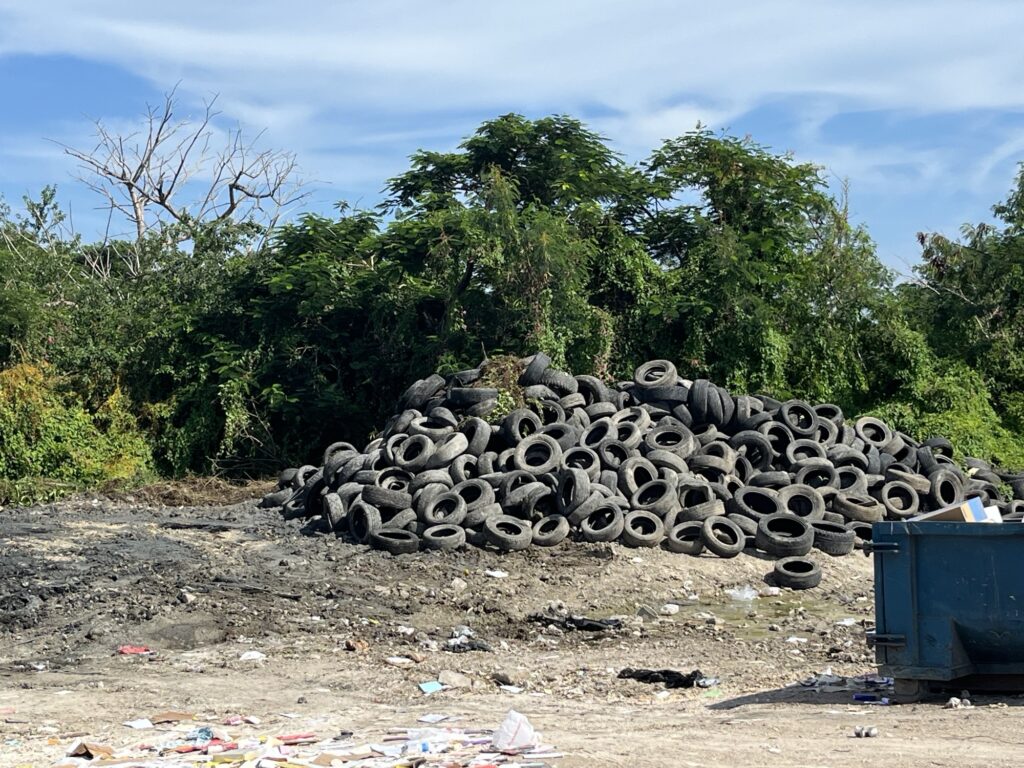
xmin=483 ymin=515 xmax=533 ymax=551
xmin=643 ymin=424 xmax=697 ymax=458
xmin=833 ymin=492 xmax=884 ymax=523
xmin=747 ymin=470 xmax=791 ymax=490
xmin=422 ymin=524 xmax=467 ymax=551
xmin=645 ymin=449 xmax=689 ymax=474
xmin=260 ymin=487 xmax=292 ymax=508
xmin=420 ymin=492 xmax=468 ymax=526
xmin=447 ymin=387 xmax=499 ymax=406
xmin=776 ymin=484 xmax=825 ymax=521
xmin=835 ymin=466 xmax=868 ymax=494
xmin=558 ymin=393 xmax=587 ymax=410
xmin=409 ymin=473 xmax=454 ymax=495
xmin=880 ymin=480 xmax=920 ymax=520
xmin=540 ymin=422 xmax=579 ymax=452
xmin=322 ymin=492 xmax=347 ymax=533
xmin=407 ymin=415 xmax=453 ymax=441
xmin=928 ymin=469 xmax=963 ymax=509
xmin=597 ymin=439 xmax=633 ymax=470
xmin=854 ymin=416 xmax=893 ymax=450
xmin=700 ymin=517 xmax=745 ymax=558
xmin=773 ymin=557 xmax=822 ymax=590
xmin=580 ymin=504 xmax=625 ymax=543
xmin=540 ymin=368 xmax=578 ymax=395
xmin=449 ymin=454 xmax=479 ymax=484
xmin=778 ymin=400 xmax=818 ymax=437
xmin=452 ymin=478 xmax=496 ymax=512
xmin=665 ymin=521 xmax=705 ymax=555
xmin=500 ymin=408 xmax=543 ymax=446
xmin=348 ymin=501 xmax=382 ymax=544
xmin=532 ymin=514 xmax=570 ymax=547
xmin=617 ymin=456 xmax=658 ymax=498
xmin=519 ymin=352 xmax=552 ymax=385
xmin=425 ymin=432 xmax=469 ymax=469
xmin=383 ymin=508 xmax=417 ymax=529
xmin=676 ymin=499 xmax=725 ymax=523
xmin=728 ymin=430 xmax=774 ymax=470
xmin=394 ymin=435 xmax=436 ymax=472
xmin=557 ymin=468 xmax=592 ymax=514
xmin=621 ymin=510 xmax=665 ymax=548
xmin=369 ymin=527 xmax=421 ymax=555
xmin=728 ymin=486 xmax=782 ymax=521
xmin=727 ymin=513 xmax=757 ymax=536
xmin=361 ymin=484 xmax=413 ymax=511
xmin=811 ymin=520 xmax=855 ymax=556
xmin=634 ymin=359 xmax=678 ymax=389
xmin=562 ymin=446 xmax=602 ymax=480
xmin=631 ymin=479 xmax=681 ymax=516
xmin=846 ymin=521 xmax=873 ymax=548
xmin=566 ymin=492 xmax=605 ymax=526
xmin=464 ymin=501 xmax=502 ymax=528
xmin=755 ymin=512 xmax=814 ymax=557
xmin=794 ymin=463 xmax=838 ymax=491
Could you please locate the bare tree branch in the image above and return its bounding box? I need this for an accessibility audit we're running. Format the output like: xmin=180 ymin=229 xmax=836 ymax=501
xmin=56 ymin=88 xmax=307 ymax=253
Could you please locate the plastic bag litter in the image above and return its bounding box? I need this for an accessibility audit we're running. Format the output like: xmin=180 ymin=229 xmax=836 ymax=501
xmin=492 ymin=710 xmax=540 ymax=751
xmin=725 ymin=585 xmax=758 ymax=601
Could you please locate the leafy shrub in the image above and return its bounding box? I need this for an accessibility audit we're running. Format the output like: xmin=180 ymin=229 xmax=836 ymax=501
xmin=0 ymin=363 xmax=153 ymax=504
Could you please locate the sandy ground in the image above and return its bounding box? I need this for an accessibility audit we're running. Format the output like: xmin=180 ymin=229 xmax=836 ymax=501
xmin=2 ymin=495 xmax=1023 ymax=766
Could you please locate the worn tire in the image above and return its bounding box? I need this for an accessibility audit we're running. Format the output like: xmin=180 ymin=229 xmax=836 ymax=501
xmin=621 ymin=510 xmax=665 ymax=548
xmin=422 ymin=524 xmax=467 ymax=551
xmin=369 ymin=527 xmax=421 ymax=555
xmin=755 ymin=512 xmax=814 ymax=557
xmin=700 ymin=516 xmax=745 ymax=558
xmin=811 ymin=520 xmax=856 ymax=556
xmin=665 ymin=521 xmax=705 ymax=555
xmin=532 ymin=514 xmax=570 ymax=547
xmin=580 ymin=504 xmax=626 ymax=543
xmin=483 ymin=515 xmax=533 ymax=551
xmin=833 ymin=492 xmax=884 ymax=523
xmin=420 ymin=492 xmax=468 ymax=526
xmin=773 ymin=556 xmax=822 ymax=590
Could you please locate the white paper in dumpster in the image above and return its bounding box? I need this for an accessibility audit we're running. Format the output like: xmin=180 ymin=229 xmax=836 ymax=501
xmin=492 ymin=710 xmax=540 ymax=751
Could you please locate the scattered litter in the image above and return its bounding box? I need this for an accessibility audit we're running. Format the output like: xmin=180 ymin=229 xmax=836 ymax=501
xmin=116 ymin=645 xmax=152 ymax=655
xmin=618 ymin=668 xmax=712 ymax=689
xmin=437 ymin=670 xmax=472 ymax=688
xmin=238 ymin=650 xmax=266 ymax=662
xmin=836 ymin=618 xmax=858 ymax=627
xmin=725 ymin=585 xmax=759 ymax=601
xmin=528 ymin=614 xmax=622 ymax=632
xmin=798 ymin=669 xmax=893 ymax=693
xmin=946 ymin=696 xmax=973 ymax=709
xmin=386 ymin=656 xmax=416 ymax=668
xmin=853 ymin=725 xmax=879 ymax=738
xmin=853 ymin=693 xmax=891 ymax=705
xmin=56 ymin=711 xmax=565 ymax=767
xmin=419 ymin=680 xmax=445 ymax=695
xmin=416 ymin=714 xmax=450 ymax=724
xmin=29 ymin=661 xmax=47 ymax=671
xmin=122 ymin=718 xmax=153 ymax=730
xmin=761 ymin=586 xmax=782 ymax=597
xmin=492 ymin=710 xmax=540 ymax=751
xmin=485 ymin=569 xmax=508 ymax=578
xmin=786 ymin=636 xmax=808 ymax=644
xmin=500 ymin=685 xmax=525 ymax=694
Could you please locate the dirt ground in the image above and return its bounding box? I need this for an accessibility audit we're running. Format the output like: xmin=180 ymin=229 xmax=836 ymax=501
xmin=2 ymin=492 xmax=1023 ymax=767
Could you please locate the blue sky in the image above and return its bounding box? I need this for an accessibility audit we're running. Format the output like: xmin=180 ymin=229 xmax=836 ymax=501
xmin=2 ymin=1 xmax=1024 ymax=274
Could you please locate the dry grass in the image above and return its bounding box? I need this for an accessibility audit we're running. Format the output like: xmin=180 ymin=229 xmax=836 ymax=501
xmin=105 ymin=476 xmax=275 ymax=506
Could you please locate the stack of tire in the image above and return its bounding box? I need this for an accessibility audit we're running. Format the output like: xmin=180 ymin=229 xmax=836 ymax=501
xmin=262 ymin=354 xmax=1024 ymax=590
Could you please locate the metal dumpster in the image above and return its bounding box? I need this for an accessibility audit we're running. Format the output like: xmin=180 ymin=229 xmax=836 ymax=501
xmin=871 ymin=521 xmax=1024 ymax=701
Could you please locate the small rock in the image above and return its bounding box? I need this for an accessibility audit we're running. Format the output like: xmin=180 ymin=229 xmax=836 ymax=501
xmin=637 ymin=605 xmax=659 ymax=620
xmin=450 ymin=577 xmax=468 ymax=593
xmin=177 ymin=590 xmax=196 ymax=605
xmin=492 ymin=671 xmax=515 ymax=686
xmin=438 ymin=670 xmax=472 ymax=688
xmin=768 ymin=623 xmax=781 ymax=632
xmin=344 ymin=638 xmax=369 ymax=653
xmin=386 ymin=656 xmax=415 ymax=668
xmin=660 ymin=603 xmax=680 ymax=616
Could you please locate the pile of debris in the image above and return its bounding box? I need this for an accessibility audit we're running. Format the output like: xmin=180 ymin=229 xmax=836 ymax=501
xmin=264 ymin=354 xmax=1024 ymax=589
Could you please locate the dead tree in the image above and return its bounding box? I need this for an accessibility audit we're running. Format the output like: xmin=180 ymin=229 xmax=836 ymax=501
xmin=60 ymin=87 xmax=305 ymax=264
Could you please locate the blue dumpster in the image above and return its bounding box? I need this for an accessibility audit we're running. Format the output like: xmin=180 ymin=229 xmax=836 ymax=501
xmin=871 ymin=521 xmax=1024 ymax=701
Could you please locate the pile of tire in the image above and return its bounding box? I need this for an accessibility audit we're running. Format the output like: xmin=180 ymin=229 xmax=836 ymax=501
xmin=262 ymin=354 xmax=1024 ymax=590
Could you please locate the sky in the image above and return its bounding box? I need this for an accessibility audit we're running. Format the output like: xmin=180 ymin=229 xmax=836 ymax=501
xmin=2 ymin=1 xmax=1024 ymax=274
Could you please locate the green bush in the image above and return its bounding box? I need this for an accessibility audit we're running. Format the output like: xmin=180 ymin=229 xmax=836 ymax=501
xmin=0 ymin=362 xmax=153 ymax=504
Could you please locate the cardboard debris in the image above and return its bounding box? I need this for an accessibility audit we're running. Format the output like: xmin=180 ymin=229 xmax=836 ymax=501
xmin=911 ymin=496 xmax=1002 ymax=523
